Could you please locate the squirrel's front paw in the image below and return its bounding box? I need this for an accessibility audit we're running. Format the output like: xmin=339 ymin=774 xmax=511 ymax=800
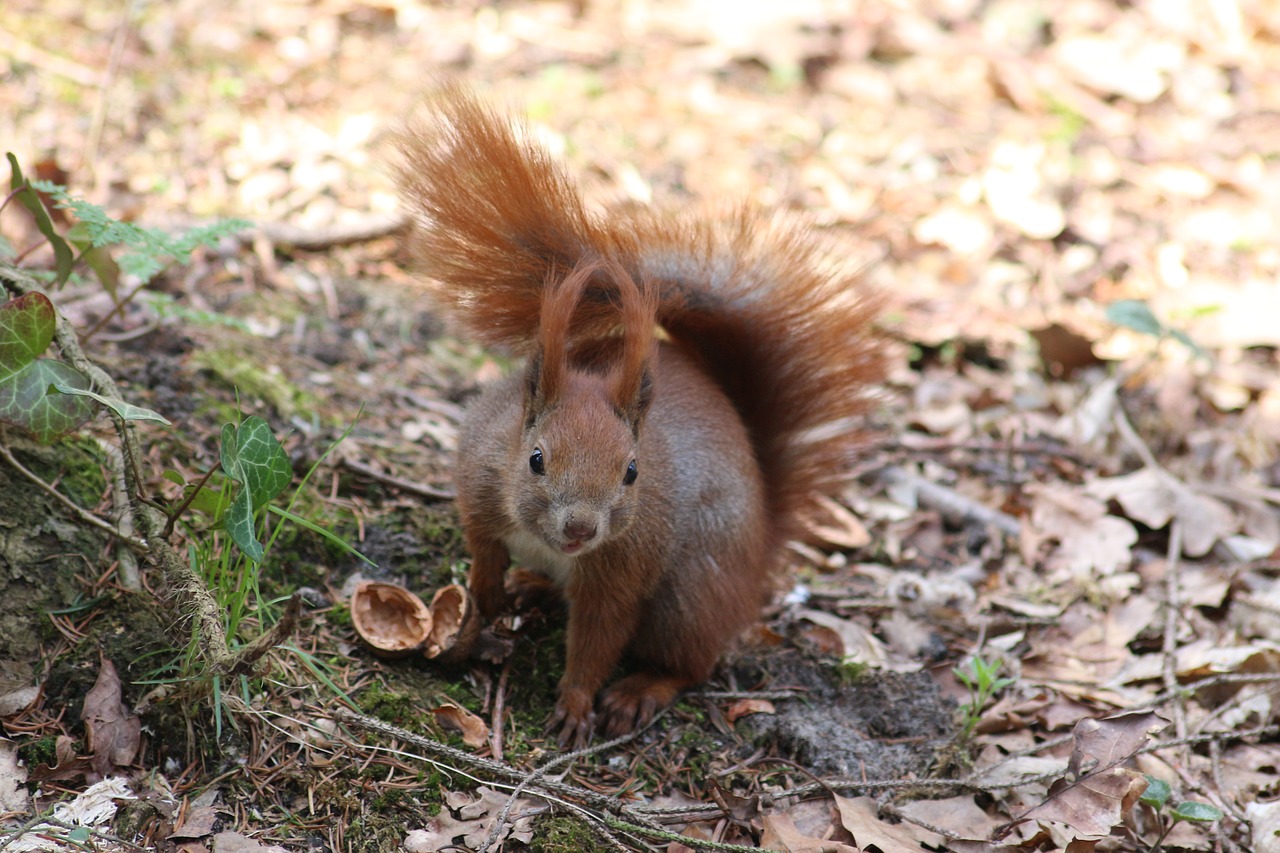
xmin=550 ymin=685 xmax=595 ymax=750
xmin=507 ymin=568 xmax=563 ymax=613
xmin=599 ymin=673 xmax=684 ymax=738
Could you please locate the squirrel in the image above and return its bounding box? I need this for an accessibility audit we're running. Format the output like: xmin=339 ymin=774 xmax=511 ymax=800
xmin=393 ymin=86 xmax=886 ymax=747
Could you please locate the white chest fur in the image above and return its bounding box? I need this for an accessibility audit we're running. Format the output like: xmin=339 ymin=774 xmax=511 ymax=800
xmin=502 ymin=529 xmax=576 ymax=588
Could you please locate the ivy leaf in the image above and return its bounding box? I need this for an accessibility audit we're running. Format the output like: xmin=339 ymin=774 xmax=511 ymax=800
xmin=219 ymin=417 xmax=292 ymax=562
xmin=51 ymin=382 xmax=171 ymax=425
xmin=0 ymin=293 xmax=95 ymax=442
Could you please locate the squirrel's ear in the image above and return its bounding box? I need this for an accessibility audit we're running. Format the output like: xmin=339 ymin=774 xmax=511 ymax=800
xmin=612 ymin=364 xmax=654 ymax=435
xmin=523 ymin=348 xmax=555 ymax=429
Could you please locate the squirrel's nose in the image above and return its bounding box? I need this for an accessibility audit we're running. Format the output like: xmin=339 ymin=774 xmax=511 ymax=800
xmin=563 ymin=519 xmax=598 ymax=542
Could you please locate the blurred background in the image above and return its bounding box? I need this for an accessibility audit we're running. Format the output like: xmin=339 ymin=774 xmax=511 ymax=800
xmin=5 ymin=0 xmax=1279 ymax=366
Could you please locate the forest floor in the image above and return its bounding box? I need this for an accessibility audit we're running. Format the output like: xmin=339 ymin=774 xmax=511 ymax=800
xmin=3 ymin=1 xmax=1280 ymax=851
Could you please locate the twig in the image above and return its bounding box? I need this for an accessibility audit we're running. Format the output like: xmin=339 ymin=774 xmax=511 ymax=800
xmin=162 ymin=464 xmax=219 ymax=538
xmin=253 ymin=213 xmax=408 ymax=250
xmin=879 ymin=465 xmax=1020 ymax=538
xmin=692 ymin=690 xmax=804 ymax=701
xmin=339 ymin=454 xmax=454 ymax=500
xmin=95 ymin=436 xmax=140 ymax=589
xmin=332 ymin=706 xmax=783 ymax=851
xmin=478 ymin=710 xmax=671 ymax=853
xmin=1208 ymin=738 xmax=1248 ymax=825
xmin=1161 ymin=521 xmax=1188 ymax=752
xmin=332 ymin=707 xmax=648 ymax=823
xmin=1141 ymin=672 xmax=1280 ymax=709
xmin=490 ymin=656 xmax=512 ymax=763
xmin=228 ymin=592 xmax=305 ymax=675
xmin=883 ymin=803 xmax=968 ymax=841
xmin=0 ymin=436 xmax=149 ymax=553
xmin=1112 ymin=404 xmax=1163 ymax=471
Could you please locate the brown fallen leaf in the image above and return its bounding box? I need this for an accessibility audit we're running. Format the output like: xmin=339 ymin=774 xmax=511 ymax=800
xmin=404 ymin=786 xmax=538 ymax=851
xmin=1003 ymin=766 xmax=1149 ymax=841
xmin=171 ymin=803 xmax=226 ymax=840
xmin=432 ymin=702 xmax=489 ymax=748
xmin=1067 ymin=710 xmax=1167 ymax=778
xmin=1027 ymin=482 xmax=1138 ymax=578
xmin=0 ymin=739 xmax=29 ymax=813
xmin=82 ymin=656 xmax=141 ymax=779
xmin=1086 ymin=468 xmax=1236 ymax=557
xmin=760 ymin=811 xmax=858 ymax=853
xmin=725 ymin=698 xmax=775 ymax=722
xmin=28 ymin=733 xmax=91 ymax=783
xmin=998 ymin=710 xmax=1165 ymax=842
xmin=806 ymin=494 xmax=872 ymax=550
xmin=897 ymin=795 xmax=1000 ymax=842
xmin=834 ymin=795 xmax=927 ymax=853
xmin=1245 ymin=799 xmax=1280 ymax=853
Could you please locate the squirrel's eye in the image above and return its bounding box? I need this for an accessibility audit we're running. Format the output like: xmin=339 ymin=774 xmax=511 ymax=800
xmin=623 ymin=459 xmax=638 ymax=486
xmin=529 ymin=448 xmax=546 ymax=475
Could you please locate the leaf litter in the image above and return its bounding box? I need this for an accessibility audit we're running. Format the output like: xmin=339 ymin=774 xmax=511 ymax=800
xmin=3 ymin=0 xmax=1280 ymax=850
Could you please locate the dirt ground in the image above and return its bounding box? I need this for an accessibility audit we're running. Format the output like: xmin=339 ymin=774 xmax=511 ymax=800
xmin=3 ymin=1 xmax=1280 ymax=852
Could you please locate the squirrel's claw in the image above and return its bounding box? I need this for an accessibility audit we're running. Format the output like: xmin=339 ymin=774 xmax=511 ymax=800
xmin=550 ymin=686 xmax=596 ymax=750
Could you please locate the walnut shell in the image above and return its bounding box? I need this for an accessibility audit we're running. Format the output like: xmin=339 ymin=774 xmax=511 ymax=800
xmin=423 ymin=583 xmax=481 ymax=664
xmin=350 ymin=581 xmax=432 ymax=657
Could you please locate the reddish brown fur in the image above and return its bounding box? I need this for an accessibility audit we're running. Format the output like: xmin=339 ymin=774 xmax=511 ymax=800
xmin=394 ymin=87 xmax=885 ymax=745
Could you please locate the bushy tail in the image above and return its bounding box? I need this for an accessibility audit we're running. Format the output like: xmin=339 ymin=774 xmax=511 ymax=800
xmin=394 ymin=87 xmax=886 ymax=540
xmin=392 ymin=85 xmax=600 ymax=351
xmin=625 ymin=211 xmax=886 ymax=543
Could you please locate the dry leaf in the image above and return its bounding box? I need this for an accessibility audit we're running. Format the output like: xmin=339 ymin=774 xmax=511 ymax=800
xmin=1052 ymin=378 xmax=1120 ymax=447
xmin=999 ymin=711 xmax=1164 ymax=842
xmin=1066 ymin=710 xmax=1167 ymax=777
xmin=432 ymin=702 xmax=489 ymax=748
xmin=29 ymin=734 xmax=90 ymax=783
xmin=0 ymin=739 xmax=29 ymax=813
xmin=1053 ymin=29 xmax=1184 ymax=103
xmin=1246 ymin=799 xmax=1280 ymax=853
xmin=834 ymin=795 xmax=927 ymax=853
xmin=913 ymin=203 xmax=993 ymax=255
xmin=82 ymin=657 xmax=141 ymax=779
xmin=794 ymin=608 xmax=908 ymax=670
xmin=1004 ymin=766 xmax=1149 ymax=841
xmin=1086 ymin=469 xmax=1235 ymax=557
xmin=760 ymin=811 xmax=858 ymax=853
xmin=982 ymin=141 xmax=1065 ymax=239
xmin=898 ymin=795 xmax=999 ymax=842
xmin=1028 ymin=483 xmax=1138 ymax=578
xmin=725 ymin=698 xmax=776 ymax=722
xmin=807 ymin=494 xmax=872 ymax=550
xmin=171 ymin=803 xmax=226 ymax=840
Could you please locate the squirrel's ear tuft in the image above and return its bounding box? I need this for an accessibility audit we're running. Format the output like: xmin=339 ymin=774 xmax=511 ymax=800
xmin=523 ymin=348 xmax=551 ymax=429
xmin=605 ymin=260 xmax=657 ymax=433
xmin=615 ymin=366 xmax=654 ymax=436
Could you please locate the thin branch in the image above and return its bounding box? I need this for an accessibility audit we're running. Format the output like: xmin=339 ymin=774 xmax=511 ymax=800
xmin=0 ymin=437 xmax=149 ymax=553
xmin=339 ymin=454 xmax=454 ymax=500
xmin=879 ymin=465 xmax=1021 ymax=538
xmin=1161 ymin=521 xmax=1188 ymax=752
xmin=94 ymin=436 xmax=140 ymax=589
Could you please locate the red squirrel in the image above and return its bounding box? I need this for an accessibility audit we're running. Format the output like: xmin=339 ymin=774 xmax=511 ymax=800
xmin=393 ymin=87 xmax=885 ymax=747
